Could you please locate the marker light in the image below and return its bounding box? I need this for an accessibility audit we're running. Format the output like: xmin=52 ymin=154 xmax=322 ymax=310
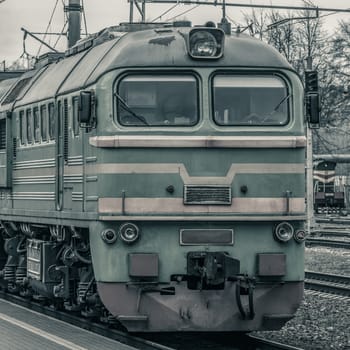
xmin=119 ymin=223 xmax=140 ymax=244
xmin=188 ymin=28 xmax=224 ymax=59
xmin=101 ymin=229 xmax=118 ymax=245
xmin=294 ymin=229 xmax=307 ymax=243
xmin=274 ymin=222 xmax=294 ymax=243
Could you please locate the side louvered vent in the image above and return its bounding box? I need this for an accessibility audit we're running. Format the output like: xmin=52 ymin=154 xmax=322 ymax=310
xmin=0 ymin=119 xmax=6 ymax=149
xmin=13 ymin=138 xmax=17 ymax=159
xmin=184 ymin=185 xmax=232 ymax=205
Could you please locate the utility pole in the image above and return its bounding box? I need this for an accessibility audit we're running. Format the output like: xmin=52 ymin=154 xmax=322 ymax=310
xmin=265 ymin=7 xmax=318 ymax=233
xmin=219 ymin=0 xmax=231 ymax=34
xmin=305 ymin=15 xmax=316 ymax=233
xmin=65 ymin=0 xmax=82 ymax=48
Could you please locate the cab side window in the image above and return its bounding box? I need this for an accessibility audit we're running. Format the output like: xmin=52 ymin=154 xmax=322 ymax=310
xmin=48 ymin=103 xmax=55 ymax=140
xmin=41 ymin=105 xmax=48 ymax=142
xmin=19 ymin=111 xmax=26 ymax=145
xmin=33 ymin=107 xmax=40 ymax=143
xmin=26 ymin=109 xmax=33 ymax=144
xmin=72 ymin=96 xmax=80 ymax=136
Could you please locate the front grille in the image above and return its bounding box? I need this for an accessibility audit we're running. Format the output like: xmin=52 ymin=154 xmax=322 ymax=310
xmin=184 ymin=185 xmax=232 ymax=205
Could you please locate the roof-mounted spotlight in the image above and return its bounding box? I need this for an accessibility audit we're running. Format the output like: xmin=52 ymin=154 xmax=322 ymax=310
xmin=188 ymin=28 xmax=225 ymax=59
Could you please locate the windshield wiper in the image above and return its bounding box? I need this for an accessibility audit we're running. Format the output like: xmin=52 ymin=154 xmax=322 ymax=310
xmin=273 ymin=94 xmax=291 ymax=112
xmin=114 ymin=92 xmax=150 ymax=126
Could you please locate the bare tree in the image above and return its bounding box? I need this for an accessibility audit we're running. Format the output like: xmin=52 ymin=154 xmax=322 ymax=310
xmin=242 ymin=5 xmax=323 ymax=76
xmin=320 ymin=20 xmax=350 ymax=126
xmin=267 ymin=11 xmax=299 ymax=64
xmin=242 ymin=8 xmax=269 ymax=41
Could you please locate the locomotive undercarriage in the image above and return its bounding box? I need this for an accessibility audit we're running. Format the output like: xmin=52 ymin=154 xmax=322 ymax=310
xmin=0 ymin=221 xmax=110 ymax=322
xmin=97 ymin=249 xmax=303 ymax=332
xmin=0 ymin=221 xmax=304 ymax=332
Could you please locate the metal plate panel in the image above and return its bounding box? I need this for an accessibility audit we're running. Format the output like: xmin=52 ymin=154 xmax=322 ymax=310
xmin=128 ymin=253 xmax=159 ymax=278
xmin=180 ymin=229 xmax=234 ymax=245
xmin=257 ymin=253 xmax=286 ymax=276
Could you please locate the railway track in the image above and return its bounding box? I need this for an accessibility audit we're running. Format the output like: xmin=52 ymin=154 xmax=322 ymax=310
xmin=311 ymin=229 xmax=350 ymax=237
xmin=305 ymin=237 xmax=350 ymax=249
xmin=0 ymin=288 xmax=304 ymax=350
xmin=141 ymin=332 xmax=305 ymax=350
xmin=315 ymin=216 xmax=350 ymax=225
xmin=305 ymin=271 xmax=350 ymax=297
xmin=246 ymin=335 xmax=305 ymax=350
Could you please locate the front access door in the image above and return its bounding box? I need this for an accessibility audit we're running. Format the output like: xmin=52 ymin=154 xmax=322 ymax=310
xmin=55 ymin=100 xmax=64 ymax=210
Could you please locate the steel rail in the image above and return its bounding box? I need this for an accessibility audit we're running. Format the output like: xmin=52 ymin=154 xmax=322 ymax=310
xmin=304 ymin=271 xmax=350 ymax=297
xmin=247 ymin=335 xmax=305 ymax=350
xmin=315 ymin=217 xmax=350 ymax=225
xmin=311 ymin=230 xmax=350 ymax=237
xmin=306 ymin=237 xmax=350 ymax=249
xmin=305 ymin=271 xmax=350 ymax=285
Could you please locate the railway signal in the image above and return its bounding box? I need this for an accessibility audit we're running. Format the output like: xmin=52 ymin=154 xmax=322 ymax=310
xmin=305 ymin=70 xmax=319 ymax=94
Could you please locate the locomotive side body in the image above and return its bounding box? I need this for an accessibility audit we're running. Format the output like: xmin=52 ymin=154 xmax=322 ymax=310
xmin=0 ymin=24 xmax=307 ymax=332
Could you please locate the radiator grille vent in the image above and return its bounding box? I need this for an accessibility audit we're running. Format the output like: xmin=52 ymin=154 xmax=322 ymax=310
xmin=184 ymin=185 xmax=232 ymax=205
xmin=0 ymin=119 xmax=6 ymax=149
xmin=13 ymin=137 xmax=17 ymax=159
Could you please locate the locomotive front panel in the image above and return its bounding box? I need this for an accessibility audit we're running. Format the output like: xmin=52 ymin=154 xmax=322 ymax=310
xmin=87 ymin=34 xmax=307 ymax=331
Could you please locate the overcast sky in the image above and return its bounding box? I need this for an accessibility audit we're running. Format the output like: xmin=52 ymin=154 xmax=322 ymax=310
xmin=0 ymin=0 xmax=349 ymax=65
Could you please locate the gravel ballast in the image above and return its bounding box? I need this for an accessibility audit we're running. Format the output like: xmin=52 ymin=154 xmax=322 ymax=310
xmin=253 ymin=246 xmax=350 ymax=349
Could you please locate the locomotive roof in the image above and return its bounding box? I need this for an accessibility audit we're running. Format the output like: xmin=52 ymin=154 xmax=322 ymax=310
xmin=1 ymin=24 xmax=294 ymax=109
xmin=0 ymin=78 xmax=17 ymax=101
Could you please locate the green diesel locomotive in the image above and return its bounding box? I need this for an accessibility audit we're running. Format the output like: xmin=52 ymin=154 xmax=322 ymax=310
xmin=0 ymin=21 xmax=316 ymax=332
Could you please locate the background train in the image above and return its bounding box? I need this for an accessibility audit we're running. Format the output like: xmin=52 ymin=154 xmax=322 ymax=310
xmin=313 ymin=160 xmax=346 ymax=214
xmin=0 ymin=17 xmax=317 ymax=332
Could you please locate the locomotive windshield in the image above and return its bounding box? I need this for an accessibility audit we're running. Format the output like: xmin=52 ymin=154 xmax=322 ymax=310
xmin=213 ymin=75 xmax=289 ymax=126
xmin=116 ymin=75 xmax=198 ymax=127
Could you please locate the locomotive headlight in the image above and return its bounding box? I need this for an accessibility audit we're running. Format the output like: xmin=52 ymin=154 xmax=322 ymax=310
xmin=188 ymin=28 xmax=224 ymax=59
xmin=119 ymin=223 xmax=140 ymax=244
xmin=274 ymin=222 xmax=294 ymax=243
xmin=294 ymin=229 xmax=307 ymax=243
xmin=191 ymin=31 xmax=217 ymax=56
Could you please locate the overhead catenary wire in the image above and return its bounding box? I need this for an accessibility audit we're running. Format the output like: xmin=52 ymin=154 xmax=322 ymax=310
xmin=53 ymin=21 xmax=68 ymax=49
xmin=149 ymin=1 xmax=350 ymax=35
xmin=164 ymin=4 xmax=201 ymax=22
xmin=142 ymin=1 xmax=350 ymax=13
xmin=151 ymin=3 xmax=180 ymax=22
xmin=36 ymin=0 xmax=60 ymax=57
